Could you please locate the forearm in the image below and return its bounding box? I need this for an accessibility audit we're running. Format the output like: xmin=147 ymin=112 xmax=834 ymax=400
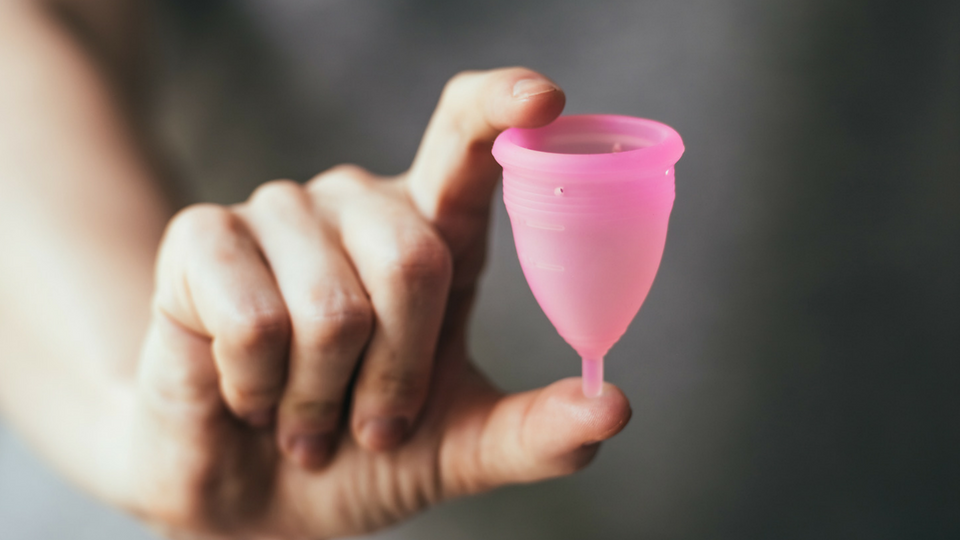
xmin=0 ymin=1 xmax=169 ymax=502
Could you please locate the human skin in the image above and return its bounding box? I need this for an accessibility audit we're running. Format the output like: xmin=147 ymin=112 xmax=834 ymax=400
xmin=0 ymin=2 xmax=633 ymax=538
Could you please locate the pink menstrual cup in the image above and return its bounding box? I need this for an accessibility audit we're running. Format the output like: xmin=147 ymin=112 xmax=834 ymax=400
xmin=492 ymin=114 xmax=684 ymax=397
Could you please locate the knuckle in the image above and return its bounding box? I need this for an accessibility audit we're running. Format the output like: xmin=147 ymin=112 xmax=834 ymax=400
xmin=166 ymin=205 xmax=257 ymax=270
xmin=229 ymin=382 xmax=282 ymax=406
xmin=224 ymin=306 xmax=290 ymax=351
xmin=308 ymin=164 xmax=371 ymax=192
xmin=168 ymin=203 xmax=237 ymax=240
xmin=288 ymin=398 xmax=341 ymax=426
xmin=442 ymin=70 xmax=480 ymax=99
xmin=381 ymin=233 xmax=453 ymax=286
xmin=327 ymin=163 xmax=368 ymax=179
xmin=249 ymin=179 xmax=305 ymax=209
xmin=299 ymin=291 xmax=374 ymax=347
xmin=373 ymin=367 xmax=426 ymax=405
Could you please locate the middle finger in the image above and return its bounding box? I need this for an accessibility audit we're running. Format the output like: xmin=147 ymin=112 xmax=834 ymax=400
xmin=240 ymin=180 xmax=374 ymax=468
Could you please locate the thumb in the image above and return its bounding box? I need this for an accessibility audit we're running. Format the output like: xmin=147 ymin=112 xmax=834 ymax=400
xmin=444 ymin=378 xmax=632 ymax=497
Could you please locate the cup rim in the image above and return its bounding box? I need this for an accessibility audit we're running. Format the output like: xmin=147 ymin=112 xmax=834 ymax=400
xmin=493 ymin=114 xmax=684 ymax=176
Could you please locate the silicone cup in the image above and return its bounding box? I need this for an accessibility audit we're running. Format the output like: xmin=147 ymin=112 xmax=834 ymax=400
xmin=492 ymin=115 xmax=684 ymax=397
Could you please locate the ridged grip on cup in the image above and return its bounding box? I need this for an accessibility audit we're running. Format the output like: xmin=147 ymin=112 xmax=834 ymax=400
xmin=493 ymin=115 xmax=683 ymax=360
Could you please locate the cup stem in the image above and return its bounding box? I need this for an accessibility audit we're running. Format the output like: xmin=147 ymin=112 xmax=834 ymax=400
xmin=582 ymin=357 xmax=604 ymax=397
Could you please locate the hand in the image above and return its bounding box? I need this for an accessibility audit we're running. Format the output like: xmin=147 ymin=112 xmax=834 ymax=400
xmin=124 ymin=67 xmax=632 ymax=539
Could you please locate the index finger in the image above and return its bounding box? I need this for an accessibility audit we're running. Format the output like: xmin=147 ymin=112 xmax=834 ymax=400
xmin=406 ymin=67 xmax=565 ymax=256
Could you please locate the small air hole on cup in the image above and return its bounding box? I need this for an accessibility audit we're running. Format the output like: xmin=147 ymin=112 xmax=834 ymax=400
xmin=555 ymin=187 xmax=565 ymax=196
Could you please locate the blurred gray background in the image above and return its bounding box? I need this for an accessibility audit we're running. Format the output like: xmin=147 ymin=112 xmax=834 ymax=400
xmin=1 ymin=0 xmax=958 ymax=538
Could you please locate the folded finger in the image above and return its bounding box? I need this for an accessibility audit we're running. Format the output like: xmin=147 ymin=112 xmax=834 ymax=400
xmin=241 ymin=181 xmax=374 ymax=468
xmin=154 ymin=204 xmax=291 ymax=425
xmin=337 ymin=188 xmax=453 ymax=451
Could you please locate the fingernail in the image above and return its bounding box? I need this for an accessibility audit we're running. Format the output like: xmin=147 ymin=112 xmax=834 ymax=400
xmin=512 ymin=78 xmax=559 ymax=99
xmin=359 ymin=417 xmax=408 ymax=450
xmin=288 ymin=433 xmax=335 ymax=467
xmin=246 ymin=408 xmax=275 ymax=428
